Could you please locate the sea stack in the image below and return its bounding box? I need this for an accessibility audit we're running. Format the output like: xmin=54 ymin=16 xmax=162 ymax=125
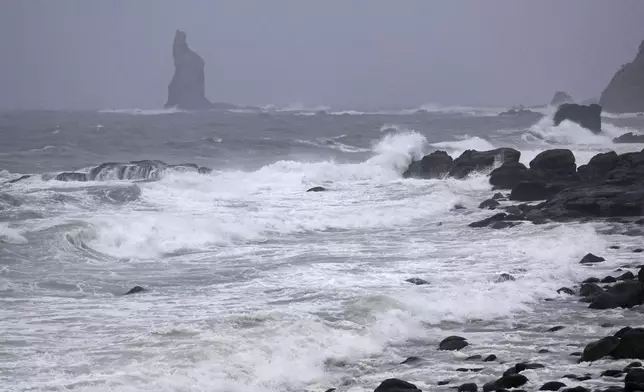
xmin=550 ymin=91 xmax=573 ymax=106
xmin=599 ymin=40 xmax=644 ymax=113
xmin=165 ymin=30 xmax=212 ymax=110
xmin=553 ymin=103 xmax=602 ymax=133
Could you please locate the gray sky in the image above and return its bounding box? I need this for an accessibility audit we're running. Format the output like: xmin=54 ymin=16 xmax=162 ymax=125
xmin=1 ymin=0 xmax=643 ymax=110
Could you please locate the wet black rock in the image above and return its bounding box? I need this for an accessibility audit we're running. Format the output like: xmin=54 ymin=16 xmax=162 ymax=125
xmin=483 ymin=354 xmax=497 ymax=362
xmin=439 ymin=336 xmax=469 ymax=351
xmin=613 ymin=328 xmax=644 ymax=359
xmin=492 ymin=192 xmax=506 ymax=200
xmin=539 ymin=349 xmax=551 ymax=353
xmin=437 ymin=380 xmax=450 ymax=386
xmin=618 ymin=271 xmax=636 ymax=281
xmin=583 ymin=277 xmax=601 ymax=283
xmin=579 ymin=283 xmax=604 ymax=297
xmin=483 ymin=374 xmax=528 ymax=392
xmin=601 ymin=369 xmax=624 ymax=378
xmin=307 ymin=186 xmax=326 ymax=192
xmin=553 ymin=103 xmax=602 ymax=133
xmin=540 ymin=381 xmax=567 ymax=391
xmin=601 ymin=276 xmax=618 ymax=283
xmin=458 ymin=383 xmax=478 ymax=392
xmin=548 ymin=326 xmax=565 ymax=332
xmin=634 ymin=248 xmax=644 ymax=253
xmin=405 ymin=278 xmax=429 ymax=285
xmin=625 ymin=368 xmax=644 ymax=392
xmin=570 ymin=352 xmax=582 ymax=357
xmin=55 ymin=172 xmax=88 ymax=182
xmin=580 ymin=336 xmax=620 ymax=362
xmin=374 ymin=379 xmax=421 ymax=392
xmin=557 ymin=287 xmax=576 ymax=295
xmin=611 ymin=245 xmax=622 ymax=249
xmin=509 ymin=181 xmax=565 ymax=202
xmin=403 ymin=150 xmax=453 ymax=179
xmin=124 ymin=286 xmax=145 ymax=295
xmin=616 ymin=327 xmax=634 ymax=339
xmin=448 ymin=148 xmax=521 ymax=179
xmin=580 ymin=253 xmax=606 ymax=264
xmin=400 ymin=356 xmax=423 ymax=365
xmin=489 ymin=162 xmax=535 ymax=190
xmin=589 ymin=281 xmax=644 ymax=309
xmin=456 ymin=368 xmax=483 ymax=372
xmin=625 ymin=362 xmax=643 ymax=371
xmin=530 ymin=149 xmax=577 ymax=178
xmin=479 ymin=199 xmax=501 ymax=210
xmin=561 ymin=387 xmax=590 ymax=392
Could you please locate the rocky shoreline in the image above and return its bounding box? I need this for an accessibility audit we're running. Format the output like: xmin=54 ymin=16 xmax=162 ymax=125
xmin=330 ymin=245 xmax=644 ymax=392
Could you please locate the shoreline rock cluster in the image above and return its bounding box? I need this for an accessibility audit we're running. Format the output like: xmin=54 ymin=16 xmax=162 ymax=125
xmin=404 ymin=144 xmax=644 ymax=226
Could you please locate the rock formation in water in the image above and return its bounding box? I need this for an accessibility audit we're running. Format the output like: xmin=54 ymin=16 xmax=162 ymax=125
xmin=165 ymin=30 xmax=212 ymax=110
xmin=553 ymin=103 xmax=602 ymax=133
xmin=550 ymin=91 xmax=573 ymax=106
xmin=599 ymin=40 xmax=644 ymax=113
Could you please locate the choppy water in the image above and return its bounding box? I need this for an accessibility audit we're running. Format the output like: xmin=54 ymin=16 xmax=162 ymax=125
xmin=2 ymin=106 xmax=644 ymax=392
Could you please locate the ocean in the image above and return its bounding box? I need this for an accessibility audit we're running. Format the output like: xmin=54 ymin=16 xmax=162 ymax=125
xmin=1 ymin=105 xmax=644 ymax=392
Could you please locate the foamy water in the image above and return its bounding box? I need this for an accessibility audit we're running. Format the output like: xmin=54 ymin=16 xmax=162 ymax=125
xmin=2 ymin=108 xmax=644 ymax=392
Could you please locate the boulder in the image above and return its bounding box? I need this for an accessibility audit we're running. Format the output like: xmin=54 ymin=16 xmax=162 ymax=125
xmin=374 ymin=379 xmax=421 ymax=392
xmin=307 ymin=186 xmax=327 ymax=192
xmin=439 ymin=336 xmax=469 ymax=351
xmin=448 ymin=148 xmax=521 ymax=179
xmin=578 ymin=151 xmax=621 ymax=180
xmin=479 ymin=199 xmax=500 ymax=210
xmin=614 ymin=132 xmax=644 ymax=144
xmin=580 ymin=336 xmax=620 ymax=362
xmin=599 ymin=40 xmax=644 ymax=114
xmin=580 ymin=253 xmax=605 ymax=264
xmin=165 ymin=30 xmax=213 ymax=110
xmin=551 ymin=91 xmax=573 ymax=106
xmin=612 ymin=328 xmax=644 ymax=359
xmin=529 ymin=149 xmax=577 ymax=178
xmin=489 ymin=162 xmax=535 ymax=189
xmin=541 ymin=381 xmax=567 ymax=391
xmin=553 ymin=103 xmax=602 ymax=133
xmin=483 ymin=374 xmax=528 ymax=392
xmin=403 ymin=150 xmax=453 ymax=179
xmin=458 ymin=383 xmax=478 ymax=392
xmin=589 ymin=281 xmax=644 ymax=309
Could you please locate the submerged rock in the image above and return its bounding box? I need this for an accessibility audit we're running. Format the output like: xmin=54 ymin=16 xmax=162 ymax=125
xmin=307 ymin=186 xmax=327 ymax=192
xmin=599 ymin=40 xmax=644 ymax=114
xmin=124 ymin=286 xmax=146 ymax=295
xmin=553 ymin=103 xmax=602 ymax=133
xmin=165 ymin=30 xmax=213 ymax=110
xmin=405 ymin=278 xmax=429 ymax=285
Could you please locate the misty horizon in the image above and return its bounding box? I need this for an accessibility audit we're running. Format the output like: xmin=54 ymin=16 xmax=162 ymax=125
xmin=1 ymin=0 xmax=644 ymax=111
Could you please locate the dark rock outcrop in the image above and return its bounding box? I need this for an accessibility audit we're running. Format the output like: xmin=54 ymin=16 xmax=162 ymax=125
xmin=612 ymin=328 xmax=644 ymax=359
xmin=498 ymin=108 xmax=541 ymax=117
xmin=530 ymin=149 xmax=577 ymax=178
xmin=479 ymin=199 xmax=500 ymax=210
xmin=49 ymin=160 xmax=211 ymax=183
xmin=448 ymin=148 xmax=521 ymax=179
xmin=403 ymin=151 xmax=452 ymax=179
xmin=489 ymin=162 xmax=535 ymax=190
xmin=599 ymin=40 xmax=644 ymax=114
xmin=551 ymin=91 xmax=573 ymax=106
xmin=553 ymin=103 xmax=602 ymax=133
xmin=541 ymin=381 xmax=567 ymax=391
xmin=614 ymin=132 xmax=644 ymax=144
xmin=483 ymin=374 xmax=528 ymax=392
xmin=165 ymin=30 xmax=212 ymax=110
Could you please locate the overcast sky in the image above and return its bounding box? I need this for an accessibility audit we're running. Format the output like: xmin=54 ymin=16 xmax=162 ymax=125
xmin=1 ymin=0 xmax=643 ymax=110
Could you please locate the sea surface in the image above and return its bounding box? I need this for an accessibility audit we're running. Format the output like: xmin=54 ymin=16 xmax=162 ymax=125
xmin=1 ymin=105 xmax=644 ymax=392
